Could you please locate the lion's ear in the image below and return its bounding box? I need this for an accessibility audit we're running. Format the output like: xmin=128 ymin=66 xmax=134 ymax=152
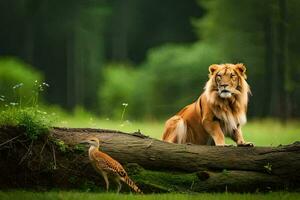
xmin=235 ymin=63 xmax=247 ymax=79
xmin=208 ymin=64 xmax=219 ymax=75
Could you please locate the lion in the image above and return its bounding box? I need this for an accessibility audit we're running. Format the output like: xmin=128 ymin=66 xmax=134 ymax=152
xmin=162 ymin=63 xmax=253 ymax=146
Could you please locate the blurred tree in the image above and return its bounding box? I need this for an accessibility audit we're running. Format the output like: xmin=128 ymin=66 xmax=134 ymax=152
xmin=0 ymin=0 xmax=202 ymax=112
xmin=104 ymin=0 xmax=203 ymax=63
xmin=98 ymin=64 xmax=143 ymax=119
xmin=2 ymin=0 xmax=300 ymax=120
xmin=0 ymin=0 xmax=109 ymax=110
xmin=142 ymin=43 xmax=224 ymax=118
xmin=287 ymin=0 xmax=300 ymax=119
xmin=99 ymin=43 xmax=225 ymax=119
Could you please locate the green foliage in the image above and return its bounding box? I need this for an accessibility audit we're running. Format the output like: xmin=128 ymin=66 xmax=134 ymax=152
xmin=142 ymin=43 xmax=225 ymax=118
xmin=0 ymin=107 xmax=51 ymax=140
xmin=80 ymin=180 xmax=99 ymax=192
xmin=264 ymin=163 xmax=273 ymax=174
xmin=98 ymin=43 xmax=224 ymax=119
xmin=0 ymin=57 xmax=44 ymax=106
xmin=0 ymin=62 xmax=52 ymax=140
xmin=51 ymin=138 xmax=86 ymax=154
xmin=73 ymin=144 xmax=85 ymax=153
xmin=128 ymin=165 xmax=197 ymax=193
xmin=222 ymin=169 xmax=229 ymax=176
xmin=52 ymin=139 xmax=68 ymax=153
xmin=98 ymin=64 xmax=147 ymax=119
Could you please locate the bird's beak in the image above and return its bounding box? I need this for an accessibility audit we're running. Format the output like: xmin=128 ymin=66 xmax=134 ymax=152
xmin=79 ymin=140 xmax=89 ymax=144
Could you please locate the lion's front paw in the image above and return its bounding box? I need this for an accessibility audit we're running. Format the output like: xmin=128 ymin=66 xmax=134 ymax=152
xmin=237 ymin=142 xmax=254 ymax=147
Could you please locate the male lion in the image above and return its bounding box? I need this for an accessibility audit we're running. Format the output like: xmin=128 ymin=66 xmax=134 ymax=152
xmin=162 ymin=63 xmax=253 ymax=146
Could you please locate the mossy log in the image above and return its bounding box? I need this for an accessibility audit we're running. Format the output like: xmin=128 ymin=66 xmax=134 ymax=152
xmin=0 ymin=126 xmax=300 ymax=193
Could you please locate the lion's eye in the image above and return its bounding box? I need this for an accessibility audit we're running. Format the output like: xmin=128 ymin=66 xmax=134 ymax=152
xmin=216 ymin=74 xmax=221 ymax=81
xmin=231 ymin=74 xmax=236 ymax=78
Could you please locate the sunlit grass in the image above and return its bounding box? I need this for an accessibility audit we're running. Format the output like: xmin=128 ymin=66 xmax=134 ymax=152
xmin=2 ymin=99 xmax=298 ymax=147
xmin=0 ymin=191 xmax=299 ymax=200
xmin=54 ymin=116 xmax=163 ymax=138
xmin=241 ymin=119 xmax=300 ymax=146
xmin=53 ymin=110 xmax=300 ymax=146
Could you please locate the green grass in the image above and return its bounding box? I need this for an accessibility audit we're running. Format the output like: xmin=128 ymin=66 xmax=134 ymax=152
xmin=0 ymin=106 xmax=51 ymax=139
xmin=240 ymin=119 xmax=300 ymax=146
xmin=0 ymin=191 xmax=299 ymax=200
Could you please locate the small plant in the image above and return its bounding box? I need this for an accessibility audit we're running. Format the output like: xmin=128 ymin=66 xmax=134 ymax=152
xmin=80 ymin=180 xmax=99 ymax=192
xmin=0 ymin=79 xmax=52 ymax=140
xmin=48 ymin=161 xmax=57 ymax=170
xmin=222 ymin=169 xmax=229 ymax=176
xmin=0 ymin=57 xmax=44 ymax=104
xmin=73 ymin=144 xmax=86 ymax=153
xmin=264 ymin=163 xmax=272 ymax=174
xmin=12 ymin=82 xmax=23 ymax=107
xmin=32 ymin=80 xmax=49 ymax=106
xmin=68 ymin=176 xmax=78 ymax=184
xmin=52 ymin=139 xmax=69 ymax=152
xmin=51 ymin=139 xmax=86 ymax=154
xmin=121 ymin=103 xmax=128 ymax=121
xmin=120 ymin=103 xmax=129 ymax=127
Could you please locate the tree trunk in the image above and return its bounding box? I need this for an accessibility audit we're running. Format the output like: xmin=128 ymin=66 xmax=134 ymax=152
xmin=0 ymin=127 xmax=299 ymax=193
xmin=278 ymin=0 xmax=292 ymax=120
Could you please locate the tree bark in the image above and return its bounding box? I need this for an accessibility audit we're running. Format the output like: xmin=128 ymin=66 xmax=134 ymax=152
xmin=0 ymin=127 xmax=299 ymax=193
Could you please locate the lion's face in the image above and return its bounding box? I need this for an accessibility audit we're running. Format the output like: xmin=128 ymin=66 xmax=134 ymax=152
xmin=208 ymin=63 xmax=247 ymax=99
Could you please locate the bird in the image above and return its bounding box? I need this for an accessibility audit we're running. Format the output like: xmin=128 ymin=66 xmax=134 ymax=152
xmin=80 ymin=136 xmax=142 ymax=193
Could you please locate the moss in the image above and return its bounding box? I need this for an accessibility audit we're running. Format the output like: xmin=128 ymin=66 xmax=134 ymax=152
xmin=125 ymin=163 xmax=143 ymax=175
xmin=0 ymin=107 xmax=51 ymax=140
xmin=126 ymin=164 xmax=199 ymax=193
xmin=73 ymin=144 xmax=86 ymax=153
xmin=51 ymin=139 xmax=69 ymax=153
xmin=50 ymin=140 xmax=86 ymax=154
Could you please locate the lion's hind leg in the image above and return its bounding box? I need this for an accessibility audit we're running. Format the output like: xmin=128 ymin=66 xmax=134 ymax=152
xmin=162 ymin=116 xmax=187 ymax=144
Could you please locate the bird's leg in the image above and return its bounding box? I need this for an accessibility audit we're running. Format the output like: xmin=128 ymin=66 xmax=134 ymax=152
xmin=102 ymin=172 xmax=109 ymax=192
xmin=115 ymin=178 xmax=122 ymax=193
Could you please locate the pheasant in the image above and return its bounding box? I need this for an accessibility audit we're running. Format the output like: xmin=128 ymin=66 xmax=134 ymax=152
xmin=80 ymin=136 xmax=142 ymax=193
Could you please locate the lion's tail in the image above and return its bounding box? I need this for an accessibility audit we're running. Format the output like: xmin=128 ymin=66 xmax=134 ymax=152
xmin=162 ymin=115 xmax=187 ymax=144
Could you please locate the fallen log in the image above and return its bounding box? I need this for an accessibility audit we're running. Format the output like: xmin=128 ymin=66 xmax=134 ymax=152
xmin=0 ymin=126 xmax=299 ymax=193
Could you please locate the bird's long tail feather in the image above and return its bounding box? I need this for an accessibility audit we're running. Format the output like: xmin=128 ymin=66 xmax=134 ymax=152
xmin=122 ymin=176 xmax=143 ymax=194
